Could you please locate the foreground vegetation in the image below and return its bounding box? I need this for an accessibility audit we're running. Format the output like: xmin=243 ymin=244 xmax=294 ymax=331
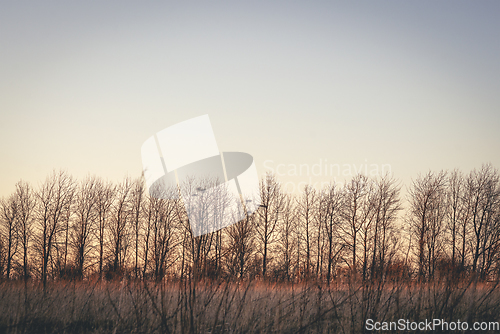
xmin=1 ymin=164 xmax=500 ymax=332
xmin=1 ymin=278 xmax=499 ymax=334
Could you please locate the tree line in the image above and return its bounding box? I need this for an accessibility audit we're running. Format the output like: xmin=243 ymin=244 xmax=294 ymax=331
xmin=1 ymin=164 xmax=499 ymax=284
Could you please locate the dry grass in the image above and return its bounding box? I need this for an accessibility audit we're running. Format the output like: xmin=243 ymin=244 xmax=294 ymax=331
xmin=0 ymin=279 xmax=499 ymax=333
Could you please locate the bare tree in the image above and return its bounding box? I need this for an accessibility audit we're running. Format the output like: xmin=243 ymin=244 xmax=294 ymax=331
xmin=370 ymin=175 xmax=401 ymax=281
xmin=180 ymin=177 xmax=235 ymax=280
xmin=0 ymin=194 xmax=18 ymax=279
xmin=408 ymin=171 xmax=447 ymax=281
xmin=110 ymin=177 xmax=133 ymax=275
xmin=296 ymin=185 xmax=318 ymax=278
xmin=276 ymin=193 xmax=297 ymax=281
xmin=3 ymin=164 xmax=500 ymax=284
xmin=57 ymin=180 xmax=76 ymax=276
xmin=341 ymin=174 xmax=374 ymax=277
xmin=130 ymin=178 xmax=145 ymax=279
xmin=256 ymin=173 xmax=285 ymax=278
xmin=35 ymin=170 xmax=75 ymax=287
xmin=145 ymin=183 xmax=180 ymax=281
xmin=320 ymin=183 xmax=344 ymax=282
xmin=465 ymin=164 xmax=500 ymax=279
xmin=94 ymin=178 xmax=115 ymax=279
xmin=446 ymin=170 xmax=467 ymax=268
xmin=15 ymin=181 xmax=35 ymax=281
xmin=0 ymin=234 xmax=4 ymax=278
xmin=72 ymin=176 xmax=98 ymax=278
xmin=225 ymin=214 xmax=255 ymax=279
xmin=358 ymin=179 xmax=376 ymax=281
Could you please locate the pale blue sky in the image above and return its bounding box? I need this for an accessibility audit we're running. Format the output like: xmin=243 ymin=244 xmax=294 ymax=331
xmin=1 ymin=1 xmax=499 ymax=196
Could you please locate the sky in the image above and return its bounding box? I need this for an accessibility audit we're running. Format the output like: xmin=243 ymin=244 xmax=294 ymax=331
xmin=1 ymin=1 xmax=499 ymax=197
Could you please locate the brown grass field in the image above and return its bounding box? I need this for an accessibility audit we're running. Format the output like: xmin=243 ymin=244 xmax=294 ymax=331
xmin=1 ymin=278 xmax=499 ymax=333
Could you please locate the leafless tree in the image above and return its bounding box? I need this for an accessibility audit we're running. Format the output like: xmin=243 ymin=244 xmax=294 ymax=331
xmin=465 ymin=164 xmax=500 ymax=279
xmin=0 ymin=194 xmax=18 ymax=279
xmin=14 ymin=181 xmax=35 ymax=281
xmin=358 ymin=179 xmax=377 ymax=281
xmin=256 ymin=173 xmax=285 ymax=278
xmin=296 ymin=185 xmax=318 ymax=278
xmin=144 ymin=183 xmax=180 ymax=281
xmin=446 ymin=170 xmax=467 ymax=268
xmin=179 ymin=177 xmax=233 ymax=279
xmin=110 ymin=177 xmax=133 ymax=275
xmin=320 ymin=183 xmax=344 ymax=282
xmin=341 ymin=174 xmax=374 ymax=277
xmin=370 ymin=175 xmax=401 ymax=281
xmin=57 ymin=180 xmax=76 ymax=276
xmin=35 ymin=170 xmax=75 ymax=287
xmin=130 ymin=178 xmax=145 ymax=279
xmin=94 ymin=178 xmax=115 ymax=279
xmin=71 ymin=176 xmax=98 ymax=278
xmin=408 ymin=171 xmax=447 ymax=281
xmin=4 ymin=164 xmax=500 ymax=284
xmin=0 ymin=235 xmax=4 ymax=277
xmin=275 ymin=193 xmax=297 ymax=281
xmin=225 ymin=214 xmax=255 ymax=279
